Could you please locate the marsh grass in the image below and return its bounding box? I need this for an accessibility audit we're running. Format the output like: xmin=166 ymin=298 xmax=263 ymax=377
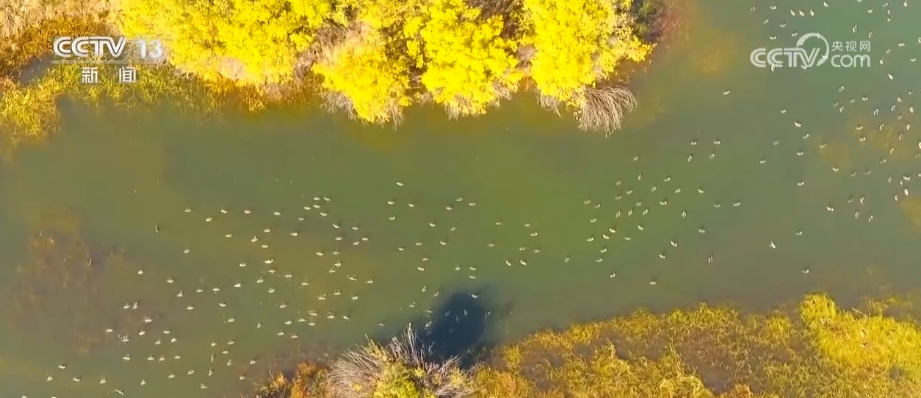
xmin=576 ymin=86 xmax=639 ymax=135
xmin=252 ymin=294 xmax=921 ymax=398
xmin=0 ymin=210 xmax=156 ymax=353
xmin=328 ymin=326 xmax=477 ymax=398
xmin=0 ymin=13 xmax=300 ymax=156
xmin=256 ymin=362 xmax=329 ymax=398
xmin=0 ymin=62 xmax=240 ymax=150
xmin=0 ymin=0 xmax=113 ymax=40
xmin=476 ymin=293 xmax=921 ymax=398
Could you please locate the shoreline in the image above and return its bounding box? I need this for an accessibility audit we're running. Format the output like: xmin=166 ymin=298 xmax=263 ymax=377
xmin=246 ymin=292 xmax=921 ymax=398
xmin=9 ymin=209 xmax=921 ymax=398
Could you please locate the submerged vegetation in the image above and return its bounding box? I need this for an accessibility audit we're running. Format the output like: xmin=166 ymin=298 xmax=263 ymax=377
xmin=0 ymin=61 xmax=238 ymax=154
xmin=251 ymin=294 xmax=921 ymax=398
xmin=0 ymin=0 xmax=664 ymax=147
xmin=1 ymin=211 xmax=158 ymax=354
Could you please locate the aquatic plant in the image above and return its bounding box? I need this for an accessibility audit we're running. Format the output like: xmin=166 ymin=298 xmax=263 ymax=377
xmin=0 ymin=17 xmax=114 ymax=154
xmin=327 ymin=325 xmax=477 ymax=398
xmin=0 ymin=59 xmax=245 ymax=153
xmin=0 ymin=211 xmax=155 ymax=353
xmin=576 ymin=85 xmax=638 ymax=134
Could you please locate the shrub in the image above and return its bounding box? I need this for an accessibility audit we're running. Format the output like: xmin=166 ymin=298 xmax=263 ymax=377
xmin=327 ymin=326 xmax=477 ymax=398
xmin=576 ymin=85 xmax=638 ymax=134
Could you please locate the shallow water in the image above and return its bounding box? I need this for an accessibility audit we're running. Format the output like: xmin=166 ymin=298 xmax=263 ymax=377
xmin=2 ymin=0 xmax=921 ymax=397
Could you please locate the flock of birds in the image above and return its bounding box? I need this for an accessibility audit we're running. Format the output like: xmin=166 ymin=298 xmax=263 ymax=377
xmin=11 ymin=0 xmax=921 ymax=397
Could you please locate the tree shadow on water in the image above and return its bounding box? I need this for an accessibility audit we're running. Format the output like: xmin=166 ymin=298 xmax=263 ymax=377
xmin=396 ymin=286 xmax=510 ymax=368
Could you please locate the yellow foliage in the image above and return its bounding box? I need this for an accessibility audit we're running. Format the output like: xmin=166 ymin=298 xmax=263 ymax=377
xmin=414 ymin=0 xmax=522 ymax=117
xmin=4 ymin=0 xmax=661 ymax=136
xmin=800 ymin=294 xmax=921 ymax=382
xmin=475 ymin=294 xmax=921 ymax=398
xmin=245 ymin=294 xmax=921 ymax=398
xmin=0 ymin=0 xmax=113 ymax=40
xmin=253 ymin=361 xmax=328 ymax=398
xmin=312 ymin=29 xmax=412 ymax=124
xmin=373 ymin=361 xmax=434 ymax=398
xmin=521 ymin=0 xmax=652 ymax=108
xmin=335 ymin=0 xmax=424 ymax=31
xmin=0 ymin=69 xmax=67 ymax=143
xmin=116 ymin=0 xmax=332 ymax=85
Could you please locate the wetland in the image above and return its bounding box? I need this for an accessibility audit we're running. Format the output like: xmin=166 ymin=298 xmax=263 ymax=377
xmin=2 ymin=0 xmax=921 ymax=397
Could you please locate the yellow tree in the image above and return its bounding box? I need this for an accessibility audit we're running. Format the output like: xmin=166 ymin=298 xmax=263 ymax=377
xmin=311 ymin=28 xmax=413 ymax=125
xmin=521 ymin=0 xmax=652 ymax=132
xmin=311 ymin=0 xmax=424 ymax=124
xmin=413 ymin=0 xmax=522 ymax=118
xmin=116 ymin=0 xmax=332 ymax=85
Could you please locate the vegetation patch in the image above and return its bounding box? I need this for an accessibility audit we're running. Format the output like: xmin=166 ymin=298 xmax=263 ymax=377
xmin=1 ymin=0 xmax=668 ymax=149
xmin=248 ymin=294 xmax=921 ymax=398
xmin=0 ymin=210 xmax=163 ymax=354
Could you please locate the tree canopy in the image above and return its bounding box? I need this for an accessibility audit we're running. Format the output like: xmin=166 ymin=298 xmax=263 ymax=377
xmin=5 ymin=0 xmax=658 ymax=131
xmin=117 ymin=0 xmax=333 ymax=85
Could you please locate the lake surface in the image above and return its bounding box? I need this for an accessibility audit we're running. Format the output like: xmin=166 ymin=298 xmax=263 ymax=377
xmin=2 ymin=0 xmax=921 ymax=397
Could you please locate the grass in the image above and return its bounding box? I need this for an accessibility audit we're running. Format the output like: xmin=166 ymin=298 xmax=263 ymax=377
xmin=327 ymin=326 xmax=477 ymax=398
xmin=249 ymin=293 xmax=921 ymax=398
xmin=0 ymin=13 xmax=303 ymax=156
xmin=0 ymin=0 xmax=113 ymax=39
xmin=576 ymin=86 xmax=639 ymax=135
xmin=0 ymin=61 xmax=241 ymax=154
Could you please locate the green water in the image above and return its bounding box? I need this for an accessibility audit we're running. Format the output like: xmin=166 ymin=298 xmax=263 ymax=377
xmin=3 ymin=0 xmax=921 ymax=397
